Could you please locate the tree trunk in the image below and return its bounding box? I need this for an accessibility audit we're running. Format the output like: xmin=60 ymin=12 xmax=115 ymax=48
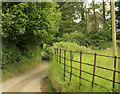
xmin=93 ymin=0 xmax=97 ymax=31
xmin=81 ymin=2 xmax=85 ymax=21
xmin=103 ymin=0 xmax=106 ymax=25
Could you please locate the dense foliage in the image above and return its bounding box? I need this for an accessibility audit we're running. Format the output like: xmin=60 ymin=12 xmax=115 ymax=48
xmin=57 ymin=2 xmax=113 ymax=50
xmin=60 ymin=29 xmax=112 ymax=50
xmin=2 ymin=2 xmax=119 ymax=69
xmin=58 ymin=2 xmax=87 ymax=37
xmin=53 ymin=41 xmax=94 ymax=53
xmin=2 ymin=2 xmax=61 ymax=67
xmin=115 ymin=1 xmax=120 ymax=31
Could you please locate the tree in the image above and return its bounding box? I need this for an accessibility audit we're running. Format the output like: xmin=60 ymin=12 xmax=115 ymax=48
xmin=2 ymin=2 xmax=61 ymax=45
xmin=58 ymin=2 xmax=87 ymax=37
xmin=2 ymin=2 xmax=61 ymax=65
xmin=93 ymin=0 xmax=97 ymax=30
xmin=115 ymin=1 xmax=120 ymax=34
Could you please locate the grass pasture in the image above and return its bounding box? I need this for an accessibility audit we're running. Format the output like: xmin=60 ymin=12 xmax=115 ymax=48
xmin=51 ymin=47 xmax=119 ymax=92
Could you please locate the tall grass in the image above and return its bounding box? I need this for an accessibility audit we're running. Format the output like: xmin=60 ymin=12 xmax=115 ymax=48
xmin=2 ymin=55 xmax=41 ymax=81
xmin=49 ymin=46 xmax=119 ymax=92
xmin=48 ymin=57 xmax=65 ymax=92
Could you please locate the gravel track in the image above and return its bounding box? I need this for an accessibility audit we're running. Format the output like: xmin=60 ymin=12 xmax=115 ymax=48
xmin=1 ymin=61 xmax=49 ymax=92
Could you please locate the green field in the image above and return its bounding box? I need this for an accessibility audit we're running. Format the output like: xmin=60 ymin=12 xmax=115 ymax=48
xmin=49 ymin=47 xmax=120 ymax=92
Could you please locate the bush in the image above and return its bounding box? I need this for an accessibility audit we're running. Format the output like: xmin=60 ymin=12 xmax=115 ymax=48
xmin=117 ymin=40 xmax=120 ymax=47
xmin=60 ymin=28 xmax=112 ymax=50
xmin=43 ymin=44 xmax=54 ymax=59
xmin=116 ymin=32 xmax=120 ymax=47
xmin=2 ymin=39 xmax=42 ymax=68
xmin=24 ymin=44 xmax=41 ymax=58
xmin=2 ymin=41 xmax=23 ymax=66
xmin=60 ymin=31 xmax=85 ymax=46
xmin=53 ymin=42 xmax=94 ymax=53
xmin=85 ymin=30 xmax=112 ymax=50
xmin=2 ymin=40 xmax=42 ymax=81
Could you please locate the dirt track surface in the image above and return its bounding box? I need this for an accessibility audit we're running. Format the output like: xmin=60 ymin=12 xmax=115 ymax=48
xmin=1 ymin=61 xmax=49 ymax=92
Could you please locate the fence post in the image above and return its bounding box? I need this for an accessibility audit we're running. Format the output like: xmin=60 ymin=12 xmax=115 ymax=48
xmin=59 ymin=49 xmax=61 ymax=64
xmin=64 ymin=50 xmax=66 ymax=81
xmin=57 ymin=48 xmax=58 ymax=63
xmin=92 ymin=53 xmax=97 ymax=87
xmin=54 ymin=48 xmax=56 ymax=58
xmin=112 ymin=55 xmax=117 ymax=92
xmin=70 ymin=51 xmax=72 ymax=82
xmin=79 ymin=51 xmax=82 ymax=88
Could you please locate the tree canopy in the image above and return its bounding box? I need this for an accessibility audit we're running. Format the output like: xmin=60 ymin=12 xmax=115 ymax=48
xmin=2 ymin=1 xmax=119 ymax=66
xmin=2 ymin=2 xmax=61 ymax=65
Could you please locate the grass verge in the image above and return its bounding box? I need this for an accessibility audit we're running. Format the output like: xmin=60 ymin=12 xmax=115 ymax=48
xmin=2 ymin=55 xmax=41 ymax=81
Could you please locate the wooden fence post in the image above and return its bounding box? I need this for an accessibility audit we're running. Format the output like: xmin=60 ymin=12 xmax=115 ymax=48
xmin=70 ymin=51 xmax=72 ymax=82
xmin=57 ymin=48 xmax=58 ymax=63
xmin=55 ymin=48 xmax=56 ymax=58
xmin=79 ymin=51 xmax=82 ymax=88
xmin=59 ymin=49 xmax=61 ymax=64
xmin=113 ymin=55 xmax=117 ymax=92
xmin=64 ymin=50 xmax=66 ymax=81
xmin=92 ymin=53 xmax=97 ymax=87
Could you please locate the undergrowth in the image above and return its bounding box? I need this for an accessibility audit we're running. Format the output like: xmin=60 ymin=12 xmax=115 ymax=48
xmin=2 ymin=55 xmax=41 ymax=81
xmin=47 ymin=57 xmax=64 ymax=92
xmin=2 ymin=41 xmax=42 ymax=81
